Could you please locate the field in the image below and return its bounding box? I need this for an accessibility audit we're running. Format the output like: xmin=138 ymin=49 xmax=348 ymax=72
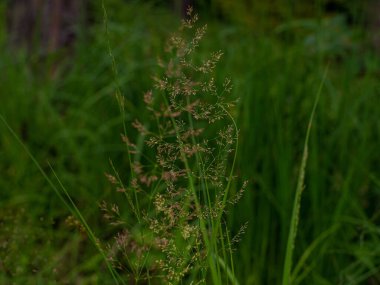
xmin=1 ymin=1 xmax=379 ymax=284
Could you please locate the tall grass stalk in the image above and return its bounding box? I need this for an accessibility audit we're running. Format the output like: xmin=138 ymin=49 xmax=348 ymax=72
xmin=282 ymin=65 xmax=329 ymax=285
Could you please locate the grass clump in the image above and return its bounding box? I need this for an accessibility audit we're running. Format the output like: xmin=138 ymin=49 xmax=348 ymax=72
xmin=101 ymin=7 xmax=243 ymax=284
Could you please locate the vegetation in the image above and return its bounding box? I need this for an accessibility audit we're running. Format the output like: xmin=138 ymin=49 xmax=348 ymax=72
xmin=0 ymin=1 xmax=379 ymax=284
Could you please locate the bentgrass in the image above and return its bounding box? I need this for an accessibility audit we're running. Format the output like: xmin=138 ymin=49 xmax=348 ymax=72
xmin=99 ymin=4 xmax=242 ymax=283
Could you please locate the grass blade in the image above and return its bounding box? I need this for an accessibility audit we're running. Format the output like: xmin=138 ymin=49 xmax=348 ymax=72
xmin=281 ymin=66 xmax=329 ymax=285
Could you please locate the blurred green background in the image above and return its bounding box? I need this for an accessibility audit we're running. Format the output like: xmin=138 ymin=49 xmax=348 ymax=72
xmin=1 ymin=0 xmax=380 ymax=284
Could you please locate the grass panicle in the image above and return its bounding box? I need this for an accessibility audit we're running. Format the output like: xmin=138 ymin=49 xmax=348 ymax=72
xmin=102 ymin=7 xmax=242 ymax=284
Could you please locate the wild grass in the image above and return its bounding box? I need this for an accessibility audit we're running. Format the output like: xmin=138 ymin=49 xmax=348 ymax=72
xmin=0 ymin=1 xmax=380 ymax=284
xmin=100 ymin=7 xmax=243 ymax=284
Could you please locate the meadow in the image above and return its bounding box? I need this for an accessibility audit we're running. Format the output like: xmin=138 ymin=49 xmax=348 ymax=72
xmin=0 ymin=1 xmax=379 ymax=284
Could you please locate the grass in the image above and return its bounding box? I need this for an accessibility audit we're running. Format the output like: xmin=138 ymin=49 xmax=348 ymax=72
xmin=282 ymin=64 xmax=328 ymax=285
xmin=1 ymin=1 xmax=380 ymax=284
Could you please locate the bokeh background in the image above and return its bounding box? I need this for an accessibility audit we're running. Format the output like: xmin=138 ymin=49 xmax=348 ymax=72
xmin=1 ymin=0 xmax=380 ymax=284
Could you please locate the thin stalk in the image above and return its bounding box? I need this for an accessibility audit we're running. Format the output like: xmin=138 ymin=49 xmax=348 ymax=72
xmin=161 ymin=93 xmax=220 ymax=284
xmin=186 ymin=96 xmax=222 ymax=279
xmin=215 ymin=254 xmax=240 ymax=285
xmin=211 ymin=104 xmax=239 ymax=251
xmin=225 ymin=222 xmax=236 ymax=283
xmin=101 ymin=0 xmax=141 ymax=219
